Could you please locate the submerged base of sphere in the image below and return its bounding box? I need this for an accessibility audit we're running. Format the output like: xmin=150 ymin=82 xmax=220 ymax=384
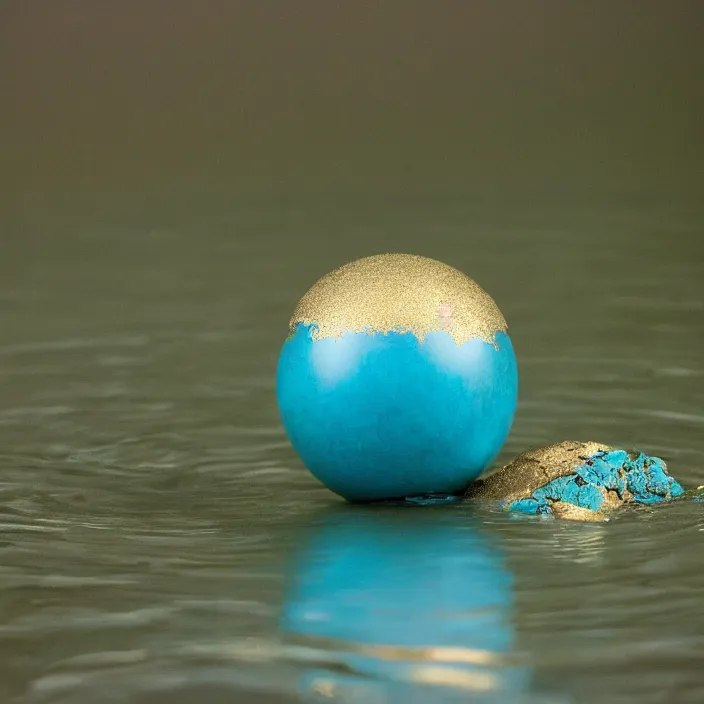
xmin=277 ymin=323 xmax=518 ymax=502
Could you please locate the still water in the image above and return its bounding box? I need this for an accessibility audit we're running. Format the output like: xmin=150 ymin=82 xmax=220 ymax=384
xmin=2 ymin=202 xmax=703 ymax=703
xmin=3 ymin=3 xmax=704 ymax=702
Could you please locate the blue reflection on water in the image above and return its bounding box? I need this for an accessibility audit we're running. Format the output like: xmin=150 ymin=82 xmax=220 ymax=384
xmin=280 ymin=507 xmax=531 ymax=703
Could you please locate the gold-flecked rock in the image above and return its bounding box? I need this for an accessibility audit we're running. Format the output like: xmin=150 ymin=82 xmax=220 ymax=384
xmin=466 ymin=440 xmax=687 ymax=522
xmin=289 ymin=253 xmax=507 ymax=347
xmin=550 ymin=503 xmax=608 ymax=522
xmin=466 ymin=440 xmax=611 ymax=506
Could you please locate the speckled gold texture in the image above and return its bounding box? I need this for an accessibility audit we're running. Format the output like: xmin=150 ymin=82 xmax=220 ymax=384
xmin=550 ymin=503 xmax=608 ymax=522
xmin=289 ymin=253 xmax=507 ymax=346
xmin=466 ymin=440 xmax=611 ymax=505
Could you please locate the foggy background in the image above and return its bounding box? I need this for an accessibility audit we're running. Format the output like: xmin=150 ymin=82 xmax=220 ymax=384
xmin=3 ymin=1 xmax=703 ymax=223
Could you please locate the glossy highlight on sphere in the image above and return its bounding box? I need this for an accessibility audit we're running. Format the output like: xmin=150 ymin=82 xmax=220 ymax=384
xmin=277 ymin=254 xmax=518 ymax=502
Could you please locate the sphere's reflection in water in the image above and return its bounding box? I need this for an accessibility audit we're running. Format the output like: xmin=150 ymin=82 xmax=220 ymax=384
xmin=279 ymin=508 xmax=530 ymax=703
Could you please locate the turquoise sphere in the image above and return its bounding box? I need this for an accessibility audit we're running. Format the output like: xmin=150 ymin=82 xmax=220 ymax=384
xmin=276 ymin=254 xmax=518 ymax=502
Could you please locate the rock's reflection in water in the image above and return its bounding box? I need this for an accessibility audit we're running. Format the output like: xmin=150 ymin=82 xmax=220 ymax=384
xmin=280 ymin=507 xmax=530 ymax=703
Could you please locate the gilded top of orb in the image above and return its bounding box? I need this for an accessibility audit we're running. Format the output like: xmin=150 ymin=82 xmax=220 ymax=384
xmin=289 ymin=253 xmax=507 ymax=346
xmin=466 ymin=440 xmax=612 ymax=503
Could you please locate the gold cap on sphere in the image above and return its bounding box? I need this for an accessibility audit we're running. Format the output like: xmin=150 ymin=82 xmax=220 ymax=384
xmin=289 ymin=253 xmax=507 ymax=346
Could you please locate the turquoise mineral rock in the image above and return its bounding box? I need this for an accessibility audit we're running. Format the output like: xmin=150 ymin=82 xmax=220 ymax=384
xmin=466 ymin=441 xmax=685 ymax=521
